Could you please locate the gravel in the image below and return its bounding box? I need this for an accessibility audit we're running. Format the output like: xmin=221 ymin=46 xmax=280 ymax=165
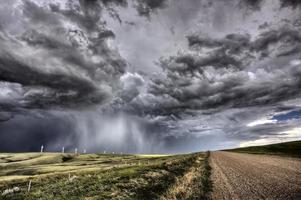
xmin=210 ymin=151 xmax=301 ymax=200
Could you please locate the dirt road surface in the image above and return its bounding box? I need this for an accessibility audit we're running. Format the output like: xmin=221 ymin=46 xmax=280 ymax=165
xmin=210 ymin=151 xmax=301 ymax=200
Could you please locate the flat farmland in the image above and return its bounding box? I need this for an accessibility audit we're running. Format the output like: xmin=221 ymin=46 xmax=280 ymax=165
xmin=0 ymin=152 xmax=211 ymax=200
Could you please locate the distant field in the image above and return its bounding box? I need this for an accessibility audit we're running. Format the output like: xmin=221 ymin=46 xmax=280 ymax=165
xmin=226 ymin=140 xmax=301 ymax=157
xmin=0 ymin=152 xmax=211 ymax=200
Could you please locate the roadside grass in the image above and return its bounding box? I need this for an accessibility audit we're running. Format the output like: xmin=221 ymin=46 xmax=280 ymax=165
xmin=226 ymin=140 xmax=301 ymax=157
xmin=159 ymin=151 xmax=212 ymax=200
xmin=0 ymin=152 xmax=211 ymax=200
xmin=201 ymin=151 xmax=212 ymax=197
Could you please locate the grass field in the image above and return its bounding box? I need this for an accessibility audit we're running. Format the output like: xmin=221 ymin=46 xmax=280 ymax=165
xmin=226 ymin=140 xmax=301 ymax=157
xmin=0 ymin=152 xmax=212 ymax=200
xmin=1 ymin=140 xmax=301 ymax=199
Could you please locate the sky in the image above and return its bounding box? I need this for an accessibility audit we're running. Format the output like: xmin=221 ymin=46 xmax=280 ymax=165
xmin=0 ymin=0 xmax=301 ymax=153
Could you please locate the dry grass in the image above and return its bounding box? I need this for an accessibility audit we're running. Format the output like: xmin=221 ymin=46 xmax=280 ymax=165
xmin=160 ymin=152 xmax=212 ymax=200
xmin=0 ymin=152 xmax=206 ymax=199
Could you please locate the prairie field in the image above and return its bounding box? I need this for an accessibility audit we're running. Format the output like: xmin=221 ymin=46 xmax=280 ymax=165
xmin=1 ymin=141 xmax=301 ymax=200
xmin=0 ymin=152 xmax=211 ymax=200
xmin=225 ymin=140 xmax=301 ymax=157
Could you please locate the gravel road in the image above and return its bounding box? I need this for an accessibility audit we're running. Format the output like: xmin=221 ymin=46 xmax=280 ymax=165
xmin=210 ymin=151 xmax=301 ymax=200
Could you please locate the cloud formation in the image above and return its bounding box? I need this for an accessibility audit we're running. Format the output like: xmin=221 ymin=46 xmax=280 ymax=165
xmin=0 ymin=0 xmax=127 ymax=110
xmin=118 ymin=0 xmax=301 ymax=151
xmin=1 ymin=0 xmax=301 ymax=153
xmin=144 ymin=26 xmax=301 ymax=113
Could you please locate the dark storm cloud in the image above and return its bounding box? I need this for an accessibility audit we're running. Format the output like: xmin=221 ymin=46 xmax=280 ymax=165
xmin=0 ymin=52 xmax=105 ymax=108
xmin=252 ymin=27 xmax=301 ymax=57
xmin=231 ymin=118 xmax=301 ymax=140
xmin=0 ymin=0 xmax=128 ymax=110
xmin=0 ymin=112 xmax=78 ymax=152
xmin=115 ymin=0 xmax=301 ymax=150
xmin=137 ymin=25 xmax=301 ymax=115
xmin=133 ymin=0 xmax=168 ymax=18
xmin=25 ymin=0 xmax=126 ymax=75
xmin=188 ymin=27 xmax=301 ymax=60
xmin=0 ymin=112 xmax=13 ymax=122
xmin=239 ymin=0 xmax=263 ymax=10
xmin=22 ymin=1 xmax=62 ymax=26
xmin=0 ymin=0 xmax=171 ymax=111
xmin=0 ymin=0 xmax=176 ymax=153
xmin=279 ymin=0 xmax=301 ymax=9
xmin=240 ymin=0 xmax=301 ymax=10
xmin=1 ymin=0 xmax=301 ymax=153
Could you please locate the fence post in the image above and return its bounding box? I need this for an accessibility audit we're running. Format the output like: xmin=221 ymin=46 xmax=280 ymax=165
xmin=28 ymin=180 xmax=32 ymax=192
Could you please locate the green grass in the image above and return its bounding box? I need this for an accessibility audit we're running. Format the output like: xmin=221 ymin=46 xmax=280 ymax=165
xmin=159 ymin=151 xmax=212 ymax=200
xmin=0 ymin=152 xmax=209 ymax=200
xmin=226 ymin=140 xmax=301 ymax=157
xmin=201 ymin=151 xmax=212 ymax=197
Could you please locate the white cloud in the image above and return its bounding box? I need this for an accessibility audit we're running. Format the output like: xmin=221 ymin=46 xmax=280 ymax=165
xmin=0 ymin=82 xmax=23 ymax=101
xmin=240 ymin=127 xmax=301 ymax=147
xmin=239 ymin=138 xmax=280 ymax=147
xmin=280 ymin=127 xmax=301 ymax=139
xmin=290 ymin=59 xmax=301 ymax=66
xmin=247 ymin=118 xmax=277 ymax=127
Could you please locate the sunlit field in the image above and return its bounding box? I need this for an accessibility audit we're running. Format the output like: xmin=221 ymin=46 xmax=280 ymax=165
xmin=0 ymin=152 xmax=211 ymax=200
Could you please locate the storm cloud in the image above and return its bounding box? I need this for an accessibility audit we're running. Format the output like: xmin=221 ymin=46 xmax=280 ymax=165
xmin=143 ymin=25 xmax=301 ymax=113
xmin=0 ymin=0 xmax=128 ymax=111
xmin=0 ymin=0 xmax=301 ymax=153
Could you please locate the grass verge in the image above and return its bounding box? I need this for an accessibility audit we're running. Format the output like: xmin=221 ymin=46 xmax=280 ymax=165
xmin=225 ymin=140 xmax=301 ymax=157
xmin=201 ymin=151 xmax=212 ymax=198
xmin=159 ymin=151 xmax=212 ymax=200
